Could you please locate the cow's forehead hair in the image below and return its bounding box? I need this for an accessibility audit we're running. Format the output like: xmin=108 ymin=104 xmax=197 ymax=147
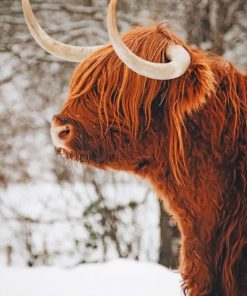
xmin=65 ymin=24 xmax=184 ymax=131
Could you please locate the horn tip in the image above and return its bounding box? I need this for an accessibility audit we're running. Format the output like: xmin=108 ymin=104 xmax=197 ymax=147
xmin=109 ymin=0 xmax=117 ymax=8
xmin=22 ymin=0 xmax=31 ymax=13
xmin=22 ymin=0 xmax=29 ymax=6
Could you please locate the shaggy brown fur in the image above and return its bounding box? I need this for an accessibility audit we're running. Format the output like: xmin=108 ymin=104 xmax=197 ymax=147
xmin=53 ymin=24 xmax=247 ymax=295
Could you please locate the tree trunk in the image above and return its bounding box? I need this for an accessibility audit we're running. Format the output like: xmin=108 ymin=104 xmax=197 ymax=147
xmin=158 ymin=200 xmax=178 ymax=269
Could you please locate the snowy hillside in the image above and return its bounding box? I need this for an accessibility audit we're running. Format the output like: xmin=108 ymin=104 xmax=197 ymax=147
xmin=0 ymin=259 xmax=183 ymax=296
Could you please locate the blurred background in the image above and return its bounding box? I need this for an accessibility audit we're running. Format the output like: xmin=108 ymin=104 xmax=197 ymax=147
xmin=0 ymin=0 xmax=246 ymax=269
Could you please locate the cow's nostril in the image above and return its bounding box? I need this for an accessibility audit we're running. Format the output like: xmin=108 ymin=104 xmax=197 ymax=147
xmin=58 ymin=126 xmax=70 ymax=140
xmin=51 ymin=122 xmax=72 ymax=149
xmin=52 ymin=115 xmax=57 ymax=121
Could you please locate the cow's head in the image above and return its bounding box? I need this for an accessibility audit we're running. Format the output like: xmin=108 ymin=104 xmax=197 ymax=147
xmin=23 ymin=0 xmax=215 ymax=183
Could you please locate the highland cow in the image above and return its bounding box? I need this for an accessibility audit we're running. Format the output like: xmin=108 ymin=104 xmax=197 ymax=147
xmin=23 ymin=0 xmax=247 ymax=295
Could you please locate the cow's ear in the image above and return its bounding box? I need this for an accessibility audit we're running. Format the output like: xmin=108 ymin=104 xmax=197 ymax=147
xmin=168 ymin=49 xmax=215 ymax=117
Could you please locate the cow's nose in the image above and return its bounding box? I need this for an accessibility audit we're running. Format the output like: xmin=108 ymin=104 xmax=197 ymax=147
xmin=51 ymin=119 xmax=71 ymax=149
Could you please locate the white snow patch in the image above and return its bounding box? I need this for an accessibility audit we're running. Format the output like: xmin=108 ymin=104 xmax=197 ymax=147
xmin=0 ymin=259 xmax=183 ymax=296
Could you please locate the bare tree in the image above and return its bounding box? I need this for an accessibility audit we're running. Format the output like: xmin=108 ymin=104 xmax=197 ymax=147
xmin=158 ymin=200 xmax=180 ymax=268
xmin=185 ymin=0 xmax=247 ymax=56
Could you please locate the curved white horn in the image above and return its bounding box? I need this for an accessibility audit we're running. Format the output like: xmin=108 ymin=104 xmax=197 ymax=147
xmin=22 ymin=0 xmax=103 ymax=62
xmin=107 ymin=0 xmax=191 ymax=80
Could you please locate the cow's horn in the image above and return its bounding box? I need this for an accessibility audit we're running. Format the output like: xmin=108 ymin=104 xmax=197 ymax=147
xmin=107 ymin=0 xmax=191 ymax=80
xmin=22 ymin=0 xmax=103 ymax=62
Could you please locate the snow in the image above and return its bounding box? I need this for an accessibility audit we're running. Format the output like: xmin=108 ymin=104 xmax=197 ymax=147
xmin=0 ymin=182 xmax=160 ymax=266
xmin=0 ymin=259 xmax=183 ymax=296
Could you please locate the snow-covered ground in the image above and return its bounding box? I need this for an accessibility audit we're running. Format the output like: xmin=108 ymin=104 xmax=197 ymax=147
xmin=0 ymin=259 xmax=182 ymax=296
